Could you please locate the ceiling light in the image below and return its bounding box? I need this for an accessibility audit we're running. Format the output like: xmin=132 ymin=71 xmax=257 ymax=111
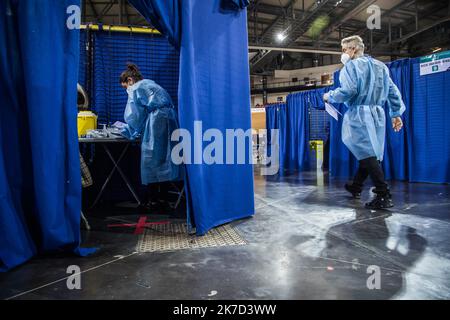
xmin=276 ymin=33 xmax=286 ymax=42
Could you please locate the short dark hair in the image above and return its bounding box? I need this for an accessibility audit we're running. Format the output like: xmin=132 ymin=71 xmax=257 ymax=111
xmin=119 ymin=63 xmax=143 ymax=84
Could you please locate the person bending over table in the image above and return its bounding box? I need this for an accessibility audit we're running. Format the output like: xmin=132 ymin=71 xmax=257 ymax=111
xmin=120 ymin=63 xmax=182 ymax=211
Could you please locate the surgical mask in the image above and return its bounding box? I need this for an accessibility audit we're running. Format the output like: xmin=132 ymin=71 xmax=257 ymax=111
xmin=341 ymin=53 xmax=351 ymax=65
xmin=126 ymin=86 xmax=133 ymax=96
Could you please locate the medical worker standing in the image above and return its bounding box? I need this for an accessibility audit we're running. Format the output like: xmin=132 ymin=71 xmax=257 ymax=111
xmin=120 ymin=64 xmax=181 ymax=209
xmin=324 ymin=36 xmax=406 ymax=209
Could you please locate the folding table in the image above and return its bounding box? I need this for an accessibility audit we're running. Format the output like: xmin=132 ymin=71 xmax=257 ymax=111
xmin=79 ymin=137 xmax=142 ymax=208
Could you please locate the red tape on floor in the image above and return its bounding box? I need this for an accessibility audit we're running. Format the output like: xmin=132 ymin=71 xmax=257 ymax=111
xmin=107 ymin=216 xmax=170 ymax=235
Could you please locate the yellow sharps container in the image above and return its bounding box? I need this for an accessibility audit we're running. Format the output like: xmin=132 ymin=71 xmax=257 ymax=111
xmin=77 ymin=111 xmax=97 ymax=137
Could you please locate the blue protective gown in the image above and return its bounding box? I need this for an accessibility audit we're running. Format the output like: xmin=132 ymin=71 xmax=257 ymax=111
xmin=328 ymin=56 xmax=406 ymax=161
xmin=122 ymin=79 xmax=181 ymax=185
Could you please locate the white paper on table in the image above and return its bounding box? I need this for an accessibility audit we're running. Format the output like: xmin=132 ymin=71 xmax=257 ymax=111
xmin=112 ymin=121 xmax=127 ymax=129
xmin=325 ymin=102 xmax=342 ymax=121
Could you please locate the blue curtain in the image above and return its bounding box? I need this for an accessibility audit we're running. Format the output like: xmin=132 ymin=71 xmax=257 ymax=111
xmin=128 ymin=0 xmax=182 ymax=49
xmin=266 ymin=90 xmax=331 ymax=175
xmin=0 ymin=0 xmax=96 ymax=271
xmin=409 ymin=58 xmax=450 ymax=183
xmin=265 ymin=103 xmax=285 ymax=161
xmin=128 ymin=0 xmax=255 ymax=235
xmin=382 ymin=58 xmax=412 ymax=181
xmin=280 ymin=92 xmax=312 ymax=174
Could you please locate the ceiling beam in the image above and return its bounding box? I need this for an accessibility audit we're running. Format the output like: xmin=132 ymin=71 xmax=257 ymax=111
xmin=372 ymin=1 xmax=450 ymax=50
xmin=320 ymin=0 xmax=378 ymax=42
xmin=258 ymin=0 xmax=297 ymax=43
xmin=356 ymin=0 xmax=414 ymax=36
xmin=249 ymin=0 xmax=302 ymax=71
xmin=100 ymin=0 xmax=115 ymax=19
xmin=247 ymin=17 xmax=273 ymax=25
xmin=255 ymin=3 xmax=304 ymax=17
xmin=87 ymin=0 xmax=100 ymax=21
xmin=390 ymin=16 xmax=450 ymax=43
xmin=250 ymin=50 xmax=279 ymax=73
xmin=335 ymin=0 xmax=378 ymax=27
xmin=252 ymin=0 xmax=335 ymax=72
xmin=284 ymin=0 xmax=333 ymax=46
xmin=249 ymin=45 xmax=341 ymax=55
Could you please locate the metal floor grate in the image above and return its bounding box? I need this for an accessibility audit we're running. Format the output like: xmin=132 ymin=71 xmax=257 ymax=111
xmin=137 ymin=222 xmax=247 ymax=253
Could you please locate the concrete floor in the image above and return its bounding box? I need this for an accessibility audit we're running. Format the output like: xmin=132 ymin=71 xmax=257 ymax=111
xmin=1 ymin=170 xmax=450 ymax=300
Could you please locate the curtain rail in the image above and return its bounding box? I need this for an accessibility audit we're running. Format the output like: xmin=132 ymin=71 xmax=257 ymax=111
xmin=80 ymin=24 xmax=161 ymax=35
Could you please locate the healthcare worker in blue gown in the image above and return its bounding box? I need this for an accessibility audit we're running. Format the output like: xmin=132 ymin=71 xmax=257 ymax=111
xmin=324 ymin=36 xmax=406 ymax=209
xmin=120 ymin=64 xmax=181 ymax=211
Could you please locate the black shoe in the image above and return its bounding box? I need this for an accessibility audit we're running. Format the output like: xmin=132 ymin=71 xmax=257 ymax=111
xmin=345 ymin=183 xmax=361 ymax=199
xmin=365 ymin=196 xmax=394 ymax=209
xmin=371 ymin=187 xmax=392 ymax=199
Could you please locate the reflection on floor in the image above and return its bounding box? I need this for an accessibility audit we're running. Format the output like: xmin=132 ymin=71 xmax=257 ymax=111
xmin=1 ymin=170 xmax=449 ymax=300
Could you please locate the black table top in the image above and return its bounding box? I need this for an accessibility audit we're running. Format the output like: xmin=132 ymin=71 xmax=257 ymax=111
xmin=79 ymin=136 xmax=138 ymax=143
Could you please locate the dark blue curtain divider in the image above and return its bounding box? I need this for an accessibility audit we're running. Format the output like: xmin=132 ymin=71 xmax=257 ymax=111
xmin=0 ymin=0 xmax=96 ymax=271
xmin=382 ymin=58 xmax=413 ymax=181
xmin=265 ymin=103 xmax=285 ymax=162
xmin=280 ymin=92 xmax=312 ymax=174
xmin=264 ymin=91 xmax=333 ymax=172
xmin=409 ymin=58 xmax=450 ymax=183
xmin=128 ymin=0 xmax=255 ymax=235
xmin=79 ymin=30 xmax=87 ymax=91
xmin=265 ymin=90 xmax=332 ymax=175
xmin=222 ymin=0 xmax=250 ymax=10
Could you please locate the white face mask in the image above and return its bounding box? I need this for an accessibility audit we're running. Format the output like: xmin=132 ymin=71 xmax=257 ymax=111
xmin=341 ymin=53 xmax=351 ymax=65
xmin=125 ymin=80 xmax=135 ymax=96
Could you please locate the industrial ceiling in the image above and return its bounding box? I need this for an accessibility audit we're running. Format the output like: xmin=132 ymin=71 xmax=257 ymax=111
xmin=82 ymin=0 xmax=450 ymax=74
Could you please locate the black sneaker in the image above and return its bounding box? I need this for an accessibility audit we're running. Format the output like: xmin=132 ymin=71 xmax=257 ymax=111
xmin=365 ymin=196 xmax=394 ymax=209
xmin=345 ymin=183 xmax=361 ymax=199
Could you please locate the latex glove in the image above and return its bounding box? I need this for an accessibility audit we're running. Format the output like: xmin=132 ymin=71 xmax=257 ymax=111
xmin=323 ymin=93 xmax=330 ymax=102
xmin=392 ymin=117 xmax=403 ymax=132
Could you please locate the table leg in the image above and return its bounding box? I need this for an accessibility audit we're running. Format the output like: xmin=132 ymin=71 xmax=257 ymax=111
xmin=90 ymin=143 xmax=130 ymax=209
xmin=173 ymin=186 xmax=185 ymax=209
xmin=102 ymin=144 xmax=142 ymax=206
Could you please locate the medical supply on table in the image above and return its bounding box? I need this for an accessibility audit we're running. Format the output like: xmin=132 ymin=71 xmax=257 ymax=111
xmin=112 ymin=121 xmax=127 ymax=130
xmin=77 ymin=111 xmax=98 ymax=137
xmin=85 ymin=126 xmax=123 ymax=139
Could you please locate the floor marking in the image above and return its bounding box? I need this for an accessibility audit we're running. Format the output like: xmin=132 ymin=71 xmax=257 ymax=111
xmin=5 ymin=252 xmax=138 ymax=300
xmin=107 ymin=216 xmax=170 ymax=235
xmin=350 ymin=213 xmax=391 ymax=225
xmin=255 ymin=190 xmax=314 ymax=210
